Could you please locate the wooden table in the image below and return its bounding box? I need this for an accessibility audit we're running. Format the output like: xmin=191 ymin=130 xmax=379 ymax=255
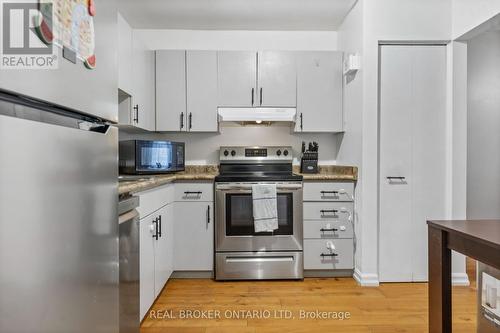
xmin=427 ymin=220 xmax=500 ymax=333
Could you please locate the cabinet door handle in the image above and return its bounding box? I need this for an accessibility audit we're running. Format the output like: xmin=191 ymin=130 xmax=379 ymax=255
xmin=251 ymin=88 xmax=254 ymax=106
xmin=184 ymin=191 xmax=202 ymax=195
xmin=300 ymin=112 xmax=303 ymax=131
xmin=207 ymin=205 xmax=210 ymax=224
xmin=320 ymin=228 xmax=338 ymax=232
xmin=320 ymin=253 xmax=338 ymax=258
xmin=158 ymin=215 xmax=162 ymax=238
xmin=387 ymin=176 xmax=406 ymax=181
xmin=320 ymin=209 xmax=338 ymax=214
xmin=133 ymin=104 xmax=139 ymax=123
xmin=259 ymin=87 xmax=263 ymax=105
xmin=189 ymin=112 xmax=192 ymax=130
xmin=152 ymin=218 xmax=159 ymax=240
xmin=320 ymin=190 xmax=338 ymax=195
xmin=180 ymin=112 xmax=184 ymax=129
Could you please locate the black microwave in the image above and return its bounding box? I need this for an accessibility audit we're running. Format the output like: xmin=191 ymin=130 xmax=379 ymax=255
xmin=119 ymin=140 xmax=185 ymax=174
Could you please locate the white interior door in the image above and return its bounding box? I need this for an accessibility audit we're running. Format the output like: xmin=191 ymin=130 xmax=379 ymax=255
xmin=379 ymin=45 xmax=447 ymax=283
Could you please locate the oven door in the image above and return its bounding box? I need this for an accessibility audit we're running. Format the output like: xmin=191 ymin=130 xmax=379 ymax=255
xmin=215 ymin=182 xmax=303 ymax=252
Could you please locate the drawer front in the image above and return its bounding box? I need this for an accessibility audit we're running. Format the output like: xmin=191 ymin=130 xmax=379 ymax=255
xmin=174 ymin=182 xmax=214 ymax=202
xmin=303 ymin=220 xmax=353 ymax=239
xmin=304 ymin=239 xmax=354 ymax=270
xmin=137 ymin=184 xmax=174 ymax=218
xmin=303 ymin=182 xmax=354 ymax=202
xmin=303 ymin=202 xmax=353 ymax=221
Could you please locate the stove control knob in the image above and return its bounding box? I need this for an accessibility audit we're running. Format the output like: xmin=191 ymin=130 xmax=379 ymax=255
xmin=276 ymin=150 xmax=282 ymax=156
xmin=283 ymin=150 xmax=289 ymax=156
xmin=223 ymin=150 xmax=229 ymax=157
xmin=231 ymin=150 xmax=236 ymax=157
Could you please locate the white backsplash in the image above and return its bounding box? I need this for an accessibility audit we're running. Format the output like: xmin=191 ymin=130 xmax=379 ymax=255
xmin=119 ymin=123 xmax=341 ymax=165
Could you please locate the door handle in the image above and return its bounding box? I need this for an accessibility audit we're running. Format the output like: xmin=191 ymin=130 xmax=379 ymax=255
xmin=387 ymin=176 xmax=406 ymax=181
xmin=320 ymin=209 xmax=338 ymax=214
xmin=180 ymin=112 xmax=184 ymax=129
xmin=184 ymin=191 xmax=202 ymax=195
xmin=259 ymin=87 xmax=263 ymax=105
xmin=207 ymin=205 xmax=210 ymax=224
xmin=251 ymin=88 xmax=254 ymax=106
xmin=189 ymin=112 xmax=192 ymax=130
xmin=300 ymin=112 xmax=303 ymax=131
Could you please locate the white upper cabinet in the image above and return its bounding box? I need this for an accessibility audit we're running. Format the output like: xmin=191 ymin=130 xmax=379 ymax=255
xmin=117 ymin=15 xmax=155 ymax=132
xmin=186 ymin=51 xmax=219 ymax=132
xmin=131 ymin=33 xmax=156 ymax=131
xmin=156 ymin=50 xmax=187 ymax=131
xmin=117 ymin=13 xmax=133 ymax=96
xmin=257 ymin=51 xmax=297 ymax=107
xmin=295 ymin=51 xmax=344 ymax=133
xmin=217 ymin=51 xmax=257 ymax=107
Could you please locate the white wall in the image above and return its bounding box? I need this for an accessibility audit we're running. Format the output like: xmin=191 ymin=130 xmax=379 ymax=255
xmin=337 ymin=0 xmax=472 ymax=286
xmin=337 ymin=0 xmax=367 ymax=283
xmin=452 ymin=0 xmax=500 ymax=39
xmin=467 ymin=30 xmax=500 ymax=219
xmin=135 ymin=29 xmax=338 ymax=51
xmin=120 ymin=124 xmax=340 ymax=165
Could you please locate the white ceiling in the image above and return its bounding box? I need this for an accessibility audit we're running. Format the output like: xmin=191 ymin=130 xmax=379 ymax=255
xmin=118 ymin=0 xmax=357 ymax=31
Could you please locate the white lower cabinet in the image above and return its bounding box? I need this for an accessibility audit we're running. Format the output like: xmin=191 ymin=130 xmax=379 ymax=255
xmin=154 ymin=204 xmax=174 ymax=296
xmin=139 ymin=213 xmax=156 ymax=320
xmin=138 ymin=185 xmax=174 ymax=320
xmin=303 ymin=181 xmax=355 ymax=274
xmin=138 ymin=182 xmax=213 ymax=320
xmin=174 ymin=201 xmax=214 ymax=271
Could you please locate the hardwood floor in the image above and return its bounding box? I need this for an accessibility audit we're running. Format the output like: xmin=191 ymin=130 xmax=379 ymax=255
xmin=141 ymin=278 xmax=477 ymax=333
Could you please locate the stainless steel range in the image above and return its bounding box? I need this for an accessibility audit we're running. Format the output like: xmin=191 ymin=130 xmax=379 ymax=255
xmin=215 ymin=146 xmax=304 ymax=280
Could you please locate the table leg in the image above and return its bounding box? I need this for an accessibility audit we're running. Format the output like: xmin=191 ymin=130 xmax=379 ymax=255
xmin=428 ymin=226 xmax=452 ymax=333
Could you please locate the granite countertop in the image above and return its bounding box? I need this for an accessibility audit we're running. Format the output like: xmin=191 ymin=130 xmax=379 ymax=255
xmin=119 ymin=165 xmax=358 ymax=196
xmin=119 ymin=165 xmax=218 ymax=195
xmin=293 ymin=165 xmax=358 ymax=181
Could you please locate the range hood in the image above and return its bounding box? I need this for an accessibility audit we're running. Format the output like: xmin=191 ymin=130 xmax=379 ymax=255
xmin=218 ymin=107 xmax=297 ymax=123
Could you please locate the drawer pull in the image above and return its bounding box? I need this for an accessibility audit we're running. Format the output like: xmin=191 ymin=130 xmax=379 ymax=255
xmin=320 ymin=190 xmax=339 ymax=195
xmin=320 ymin=253 xmax=338 ymax=258
xmin=320 ymin=209 xmax=338 ymax=214
xmin=320 ymin=228 xmax=338 ymax=232
xmin=184 ymin=191 xmax=202 ymax=195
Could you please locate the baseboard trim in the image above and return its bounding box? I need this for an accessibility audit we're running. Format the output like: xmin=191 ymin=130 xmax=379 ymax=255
xmin=452 ymin=272 xmax=470 ymax=286
xmin=353 ymin=269 xmax=380 ymax=287
xmin=171 ymin=271 xmax=213 ymax=279
xmin=304 ymin=269 xmax=354 ymax=278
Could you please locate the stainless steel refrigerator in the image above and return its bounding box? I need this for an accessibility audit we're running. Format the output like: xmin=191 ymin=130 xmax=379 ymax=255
xmin=0 ymin=91 xmax=119 ymax=332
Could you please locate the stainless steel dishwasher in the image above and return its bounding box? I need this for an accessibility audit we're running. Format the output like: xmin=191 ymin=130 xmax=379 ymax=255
xmin=119 ymin=196 xmax=140 ymax=333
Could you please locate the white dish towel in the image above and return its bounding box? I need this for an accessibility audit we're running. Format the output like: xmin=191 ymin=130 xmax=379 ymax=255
xmin=252 ymin=184 xmax=279 ymax=233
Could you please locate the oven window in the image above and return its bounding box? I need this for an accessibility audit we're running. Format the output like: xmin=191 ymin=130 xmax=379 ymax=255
xmin=225 ymin=193 xmax=293 ymax=236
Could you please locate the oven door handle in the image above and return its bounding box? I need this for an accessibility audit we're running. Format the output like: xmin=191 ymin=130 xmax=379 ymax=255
xmin=225 ymin=256 xmax=295 ymax=263
xmin=216 ymin=184 xmax=303 ymax=191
